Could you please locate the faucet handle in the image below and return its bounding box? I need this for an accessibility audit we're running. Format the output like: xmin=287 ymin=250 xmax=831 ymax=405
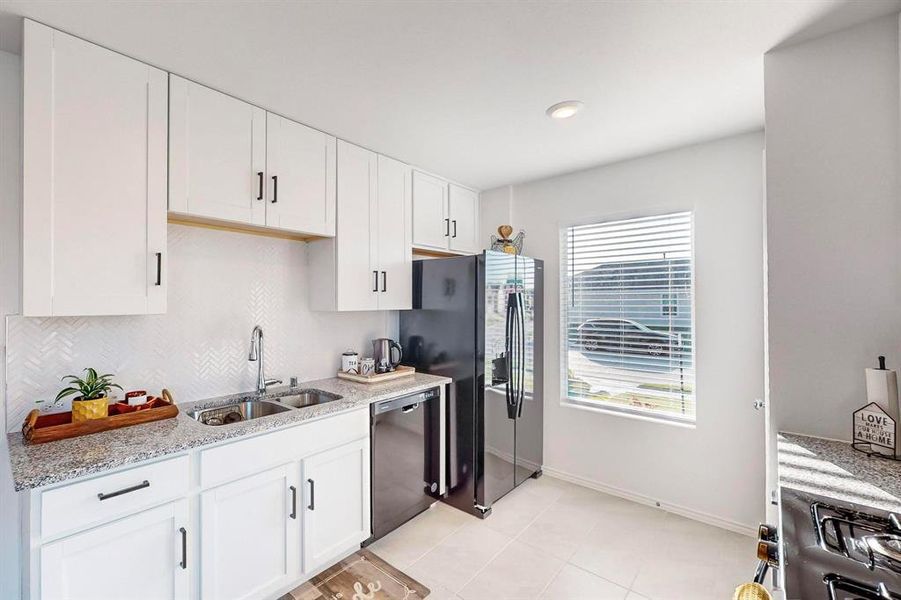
xmin=289 ymin=377 xmax=298 ymax=388
xmin=265 ymin=378 xmax=283 ymax=387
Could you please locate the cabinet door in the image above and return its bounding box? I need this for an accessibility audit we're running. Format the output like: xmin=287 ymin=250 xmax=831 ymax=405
xmin=377 ymin=156 xmax=412 ymax=310
xmin=302 ymin=438 xmax=371 ymax=574
xmin=169 ymin=75 xmax=266 ymax=226
xmin=335 ymin=141 xmax=379 ymax=311
xmin=265 ymin=113 xmax=336 ymax=236
xmin=40 ymin=500 xmax=189 ymax=600
xmin=412 ymin=171 xmax=449 ymax=250
xmin=449 ymin=184 xmax=480 ymax=254
xmin=200 ymin=464 xmax=301 ymax=600
xmin=23 ymin=20 xmax=167 ymax=316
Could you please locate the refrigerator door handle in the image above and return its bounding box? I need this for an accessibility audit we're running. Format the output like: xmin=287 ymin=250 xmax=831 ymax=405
xmin=505 ymin=293 xmax=518 ymax=419
xmin=517 ymin=296 xmax=526 ymax=418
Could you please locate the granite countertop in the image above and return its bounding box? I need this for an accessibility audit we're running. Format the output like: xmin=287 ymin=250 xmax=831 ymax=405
xmin=778 ymin=432 xmax=901 ymax=512
xmin=8 ymin=373 xmax=451 ymax=491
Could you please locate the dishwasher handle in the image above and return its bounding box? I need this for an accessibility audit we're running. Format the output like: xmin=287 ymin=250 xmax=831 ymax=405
xmin=374 ymin=388 xmax=439 ymax=414
xmin=402 ymin=403 xmax=420 ymax=414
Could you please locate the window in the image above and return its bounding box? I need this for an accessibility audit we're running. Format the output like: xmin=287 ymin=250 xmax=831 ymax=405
xmin=561 ymin=211 xmax=695 ymax=422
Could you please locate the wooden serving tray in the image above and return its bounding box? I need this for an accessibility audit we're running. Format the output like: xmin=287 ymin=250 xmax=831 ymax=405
xmin=22 ymin=389 xmax=178 ymax=444
xmin=337 ymin=365 xmax=415 ymax=384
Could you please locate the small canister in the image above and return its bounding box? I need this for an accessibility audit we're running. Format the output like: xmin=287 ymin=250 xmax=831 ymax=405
xmin=360 ymin=357 xmax=375 ymax=376
xmin=341 ymin=351 xmax=359 ymax=374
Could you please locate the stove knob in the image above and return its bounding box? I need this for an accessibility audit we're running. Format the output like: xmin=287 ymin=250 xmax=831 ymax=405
xmin=757 ymin=523 xmax=778 ymax=543
xmin=756 ymin=540 xmax=779 ymax=568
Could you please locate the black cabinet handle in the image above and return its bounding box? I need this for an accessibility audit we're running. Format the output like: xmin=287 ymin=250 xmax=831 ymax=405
xmin=271 ymin=175 xmax=278 ymax=203
xmin=452 ymin=220 xmax=457 ymax=238
xmin=289 ymin=485 xmax=297 ymax=519
xmin=308 ymin=479 xmax=315 ymax=510
xmin=445 ymin=218 xmax=450 ymax=237
xmin=257 ymin=172 xmax=264 ymax=201
xmin=155 ymin=253 xmax=162 ymax=286
xmin=97 ymin=479 xmax=150 ymax=501
xmin=381 ymin=271 xmax=386 ymax=292
xmin=373 ymin=270 xmax=378 ymax=292
xmin=179 ymin=527 xmax=187 ymax=569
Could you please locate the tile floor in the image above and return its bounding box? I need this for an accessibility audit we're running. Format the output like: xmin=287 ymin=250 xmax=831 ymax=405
xmin=368 ymin=475 xmax=759 ymax=600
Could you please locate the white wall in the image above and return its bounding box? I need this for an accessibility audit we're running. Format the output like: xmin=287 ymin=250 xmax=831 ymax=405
xmin=0 ymin=49 xmax=22 ymax=600
xmin=764 ymin=14 xmax=901 ymax=441
xmin=483 ymin=132 xmax=766 ymax=532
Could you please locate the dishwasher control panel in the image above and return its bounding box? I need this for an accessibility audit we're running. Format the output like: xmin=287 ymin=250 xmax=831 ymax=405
xmin=373 ymin=387 xmax=440 ymax=414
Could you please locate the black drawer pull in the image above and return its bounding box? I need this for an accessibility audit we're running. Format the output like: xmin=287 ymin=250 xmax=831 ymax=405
xmin=271 ymin=175 xmax=278 ymax=203
xmin=97 ymin=480 xmax=150 ymax=501
xmin=257 ymin=171 xmax=264 ymax=200
xmin=373 ymin=270 xmax=378 ymax=292
xmin=452 ymin=220 xmax=457 ymax=238
xmin=179 ymin=527 xmax=187 ymax=569
xmin=444 ymin=218 xmax=450 ymax=237
xmin=155 ymin=253 xmax=162 ymax=286
xmin=308 ymin=478 xmax=315 ymax=511
xmin=289 ymin=485 xmax=297 ymax=519
xmin=381 ymin=271 xmax=386 ymax=292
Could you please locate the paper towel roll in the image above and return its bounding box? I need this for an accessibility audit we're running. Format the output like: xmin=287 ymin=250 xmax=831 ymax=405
xmin=865 ymin=366 xmax=900 ymax=456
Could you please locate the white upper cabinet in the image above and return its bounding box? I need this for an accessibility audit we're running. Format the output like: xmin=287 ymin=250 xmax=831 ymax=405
xmin=265 ymin=113 xmax=337 ymax=236
xmin=412 ymin=171 xmax=480 ymax=255
xmin=22 ymin=20 xmax=168 ymax=317
xmin=412 ymin=171 xmax=450 ymax=250
xmin=335 ymin=140 xmax=379 ymax=311
xmin=448 ymin=184 xmax=480 ymax=254
xmin=308 ymin=143 xmax=413 ymax=311
xmin=376 ymin=155 xmax=413 ymax=310
xmin=168 ymin=75 xmax=266 ymax=226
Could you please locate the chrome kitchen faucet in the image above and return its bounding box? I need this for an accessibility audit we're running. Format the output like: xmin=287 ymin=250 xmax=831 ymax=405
xmin=248 ymin=325 xmax=282 ymax=394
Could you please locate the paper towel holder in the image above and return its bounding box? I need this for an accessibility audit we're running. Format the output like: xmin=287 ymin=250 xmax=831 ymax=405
xmin=851 ymin=355 xmax=901 ymax=461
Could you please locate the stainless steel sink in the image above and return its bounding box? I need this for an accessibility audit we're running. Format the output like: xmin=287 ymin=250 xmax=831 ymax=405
xmin=272 ymin=389 xmax=341 ymax=409
xmin=189 ymin=400 xmax=292 ymax=426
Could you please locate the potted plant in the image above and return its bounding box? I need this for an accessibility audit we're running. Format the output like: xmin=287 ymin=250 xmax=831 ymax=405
xmin=54 ymin=368 xmax=123 ymax=422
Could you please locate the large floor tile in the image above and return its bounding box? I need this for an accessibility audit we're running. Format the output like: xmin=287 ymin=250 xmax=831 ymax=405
xmin=479 ymin=487 xmax=554 ymax=538
xmin=539 ymin=564 xmax=629 ymax=600
xmin=367 ymin=502 xmax=471 ymax=568
xmin=459 ymin=540 xmax=564 ymax=600
xmin=409 ymin=522 xmax=512 ymax=592
xmin=517 ymin=507 xmax=597 ymax=561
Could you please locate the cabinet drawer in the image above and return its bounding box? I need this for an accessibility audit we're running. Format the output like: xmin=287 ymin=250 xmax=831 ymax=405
xmin=41 ymin=455 xmax=189 ymax=540
xmin=200 ymin=408 xmax=368 ymax=489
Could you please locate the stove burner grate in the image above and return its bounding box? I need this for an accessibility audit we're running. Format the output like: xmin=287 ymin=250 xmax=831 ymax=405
xmin=825 ymin=574 xmax=901 ymax=600
xmin=812 ymin=502 xmax=901 ymax=574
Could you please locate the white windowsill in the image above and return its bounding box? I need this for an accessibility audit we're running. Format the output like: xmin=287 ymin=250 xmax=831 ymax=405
xmin=560 ymin=399 xmax=697 ymax=429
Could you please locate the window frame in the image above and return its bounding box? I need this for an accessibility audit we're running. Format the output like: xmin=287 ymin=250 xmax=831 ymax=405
xmin=558 ymin=210 xmax=697 ymax=426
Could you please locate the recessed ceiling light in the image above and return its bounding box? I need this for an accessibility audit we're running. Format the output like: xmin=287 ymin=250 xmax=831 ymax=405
xmin=546 ymin=100 xmax=584 ymax=120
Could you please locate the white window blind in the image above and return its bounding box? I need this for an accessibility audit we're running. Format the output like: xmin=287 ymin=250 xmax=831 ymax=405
xmin=561 ymin=211 xmax=695 ymax=422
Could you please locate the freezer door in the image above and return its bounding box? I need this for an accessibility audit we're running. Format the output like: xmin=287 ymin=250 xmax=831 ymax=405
xmin=479 ymin=251 xmax=519 ymax=507
xmin=514 ymin=256 xmax=543 ymax=486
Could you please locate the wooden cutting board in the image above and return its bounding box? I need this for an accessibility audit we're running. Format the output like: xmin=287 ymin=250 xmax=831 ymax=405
xmin=336 ymin=365 xmax=415 ymax=384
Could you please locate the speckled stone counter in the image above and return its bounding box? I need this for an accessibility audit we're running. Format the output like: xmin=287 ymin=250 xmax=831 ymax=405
xmin=778 ymin=432 xmax=901 ymax=511
xmin=7 ymin=373 xmax=450 ymax=491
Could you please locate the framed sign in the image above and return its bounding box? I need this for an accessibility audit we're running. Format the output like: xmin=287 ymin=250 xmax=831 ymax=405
xmin=852 ymin=402 xmax=897 ymax=457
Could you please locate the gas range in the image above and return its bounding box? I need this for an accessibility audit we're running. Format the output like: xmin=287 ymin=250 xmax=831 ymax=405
xmin=782 ymin=488 xmax=901 ymax=599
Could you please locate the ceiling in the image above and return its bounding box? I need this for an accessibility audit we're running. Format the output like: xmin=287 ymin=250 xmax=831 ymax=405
xmin=1 ymin=1 xmax=898 ymax=189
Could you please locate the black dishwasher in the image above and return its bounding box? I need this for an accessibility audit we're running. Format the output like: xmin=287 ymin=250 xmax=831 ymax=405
xmin=367 ymin=387 xmax=442 ymax=543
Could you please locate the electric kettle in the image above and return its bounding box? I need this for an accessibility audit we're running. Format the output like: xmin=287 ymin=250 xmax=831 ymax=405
xmin=372 ymin=338 xmax=403 ymax=373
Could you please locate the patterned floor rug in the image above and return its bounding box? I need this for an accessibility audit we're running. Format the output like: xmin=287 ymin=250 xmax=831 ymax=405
xmin=280 ymin=549 xmax=430 ymax=600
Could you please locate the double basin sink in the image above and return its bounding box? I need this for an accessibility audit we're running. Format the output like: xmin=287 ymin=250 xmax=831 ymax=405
xmin=188 ymin=390 xmax=341 ymax=426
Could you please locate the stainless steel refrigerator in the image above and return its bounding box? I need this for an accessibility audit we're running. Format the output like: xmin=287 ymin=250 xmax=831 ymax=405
xmin=400 ymin=251 xmax=543 ymax=518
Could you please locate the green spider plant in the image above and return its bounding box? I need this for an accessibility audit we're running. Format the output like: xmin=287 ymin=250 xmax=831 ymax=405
xmin=52 ymin=368 xmax=123 ymax=405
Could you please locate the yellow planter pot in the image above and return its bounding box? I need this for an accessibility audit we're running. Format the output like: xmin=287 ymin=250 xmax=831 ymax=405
xmin=71 ymin=397 xmax=109 ymax=422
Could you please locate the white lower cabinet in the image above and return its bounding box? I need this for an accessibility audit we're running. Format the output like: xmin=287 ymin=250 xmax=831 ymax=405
xmin=302 ymin=438 xmax=371 ymax=574
xmin=30 ymin=410 xmax=372 ymax=600
xmin=200 ymin=464 xmax=301 ymax=600
xmin=40 ymin=499 xmax=190 ymax=600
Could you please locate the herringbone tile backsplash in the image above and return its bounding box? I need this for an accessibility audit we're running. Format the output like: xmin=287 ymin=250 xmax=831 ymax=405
xmin=5 ymin=224 xmax=393 ymax=431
